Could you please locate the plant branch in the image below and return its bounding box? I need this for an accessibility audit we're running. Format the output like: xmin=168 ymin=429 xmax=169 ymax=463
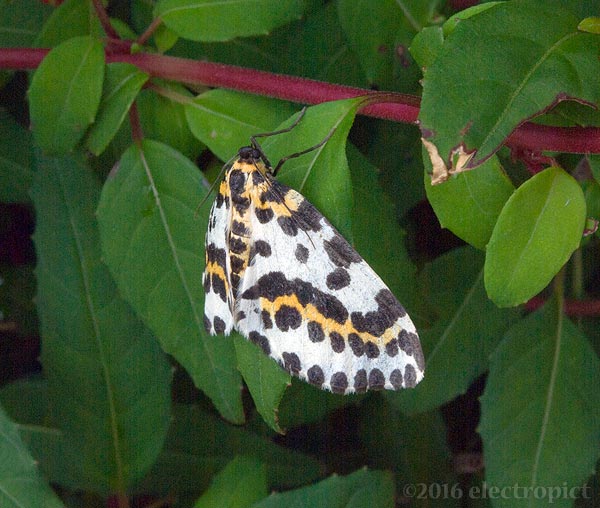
xmin=525 ymin=296 xmax=600 ymax=317
xmin=1 ymin=47 xmax=600 ymax=153
xmin=91 ymin=0 xmax=120 ymax=40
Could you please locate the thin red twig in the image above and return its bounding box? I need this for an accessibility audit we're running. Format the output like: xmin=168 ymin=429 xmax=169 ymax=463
xmin=91 ymin=0 xmax=120 ymax=40
xmin=1 ymin=47 xmax=600 ymax=154
xmin=525 ymin=296 xmax=600 ymax=317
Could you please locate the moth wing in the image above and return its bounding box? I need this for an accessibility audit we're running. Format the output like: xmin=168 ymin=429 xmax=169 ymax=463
xmin=203 ymin=187 xmax=235 ymax=336
xmin=233 ymin=183 xmax=424 ymax=394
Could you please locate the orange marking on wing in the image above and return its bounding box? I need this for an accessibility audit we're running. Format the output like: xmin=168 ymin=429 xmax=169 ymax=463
xmin=260 ymin=295 xmax=401 ymax=345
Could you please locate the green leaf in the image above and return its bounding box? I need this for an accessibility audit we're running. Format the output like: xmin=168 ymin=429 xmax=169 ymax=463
xmin=28 ymin=35 xmax=105 ymax=154
xmin=359 ymin=397 xmax=457 ymax=507
xmin=97 ymin=140 xmax=244 ymax=423
xmin=337 ymin=0 xmax=435 ymax=91
xmin=393 ymin=247 xmax=519 ymax=414
xmin=425 ymin=155 xmax=515 ymax=249
xmin=419 ymin=0 xmax=600 ymax=172
xmin=137 ymin=85 xmax=205 ymax=161
xmin=155 ymin=0 xmax=305 ymax=42
xmin=0 ymin=405 xmax=65 ymax=508
xmin=35 ymin=0 xmax=104 ymax=47
xmin=0 ymin=110 xmax=34 ymax=203
xmin=442 ymin=2 xmax=503 ymax=36
xmin=277 ymin=379 xmax=358 ymax=429
xmin=578 ymin=16 xmax=600 ymax=34
xmin=136 ymin=404 xmax=322 ymax=496
xmin=234 ymin=336 xmax=290 ymax=434
xmin=86 ymin=63 xmax=149 ymax=155
xmin=264 ymin=98 xmax=365 ymax=240
xmin=185 ymin=90 xmax=297 ymax=161
xmin=479 ymin=300 xmax=600 ymax=508
xmin=251 ymin=468 xmax=394 ymax=508
xmin=0 ymin=0 xmax=51 ymax=47
xmin=588 ymin=154 xmax=600 ymax=187
xmin=0 ymin=379 xmax=97 ymax=491
xmin=485 ymin=167 xmax=586 ymax=307
xmin=193 ymin=456 xmax=268 ymax=508
xmin=31 ymin=152 xmax=172 ymax=493
xmin=409 ymin=26 xmax=444 ymax=70
xmin=348 ymin=144 xmax=418 ymax=311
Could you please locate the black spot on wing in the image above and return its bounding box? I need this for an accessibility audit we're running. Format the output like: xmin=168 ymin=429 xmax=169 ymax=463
xmin=368 ymin=369 xmax=385 ymax=390
xmin=398 ymin=329 xmax=425 ymax=372
xmin=275 ymin=305 xmax=302 ymax=331
xmin=323 ymin=234 xmax=362 ymax=268
xmin=213 ymin=316 xmax=226 ymax=335
xmin=231 ymin=220 xmax=249 ymax=236
xmin=364 ymin=341 xmax=380 ymax=359
xmin=385 ymin=338 xmax=399 ymax=357
xmin=277 ymin=216 xmax=298 ymax=236
xmin=228 ymin=168 xmax=246 ymax=195
xmin=308 ymin=321 xmax=325 ymax=342
xmin=329 ymin=332 xmax=345 ymax=353
xmin=354 ymin=369 xmax=368 ymax=393
xmin=330 ymin=372 xmax=348 ymax=394
xmin=203 ymin=313 xmax=211 ymax=333
xmin=255 ymin=207 xmax=274 ymax=224
xmin=282 ymin=352 xmax=301 ymax=373
xmin=326 ymin=267 xmax=351 ymax=290
xmin=240 ymin=272 xmax=349 ymax=324
xmin=229 ymin=237 xmax=247 ymax=255
xmin=230 ymin=255 xmax=245 ymax=274
xmin=253 ymin=240 xmax=272 ymax=257
xmin=261 ymin=310 xmax=273 ymax=329
xmin=390 ymin=369 xmax=403 ymax=389
xmin=404 ymin=364 xmax=417 ymax=388
xmin=350 ymin=289 xmax=406 ymax=336
xmin=295 ymin=243 xmax=309 ymax=263
xmin=348 ymin=333 xmax=364 ymax=357
xmin=249 ymin=331 xmax=270 ymax=355
xmin=308 ymin=365 xmax=324 ymax=387
xmin=294 ymin=199 xmax=323 ymax=232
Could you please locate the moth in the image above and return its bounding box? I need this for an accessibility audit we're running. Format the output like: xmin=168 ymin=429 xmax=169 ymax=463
xmin=203 ymin=117 xmax=424 ymax=394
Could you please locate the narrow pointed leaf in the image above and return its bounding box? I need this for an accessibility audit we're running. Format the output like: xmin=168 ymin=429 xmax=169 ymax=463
xmin=485 ymin=167 xmax=585 ymax=307
xmin=480 ymin=301 xmax=600 ymax=508
xmin=234 ymin=336 xmax=290 ymax=434
xmin=97 ymin=140 xmax=244 ymax=423
xmin=31 ymin=152 xmax=172 ymax=492
xmin=28 ymin=36 xmax=104 ymax=154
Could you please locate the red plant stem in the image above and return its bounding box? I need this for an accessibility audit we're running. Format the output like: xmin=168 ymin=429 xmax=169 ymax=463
xmin=91 ymin=0 xmax=120 ymax=40
xmin=525 ymin=296 xmax=600 ymax=317
xmin=2 ymin=47 xmax=600 ymax=154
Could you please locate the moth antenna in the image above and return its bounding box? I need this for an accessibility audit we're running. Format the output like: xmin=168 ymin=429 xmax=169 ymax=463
xmin=272 ymin=123 xmax=337 ymax=176
xmin=194 ymin=153 xmax=237 ymax=219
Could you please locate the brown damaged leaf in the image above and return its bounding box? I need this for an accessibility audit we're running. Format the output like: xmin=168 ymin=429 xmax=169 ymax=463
xmin=421 ymin=137 xmax=474 ymax=184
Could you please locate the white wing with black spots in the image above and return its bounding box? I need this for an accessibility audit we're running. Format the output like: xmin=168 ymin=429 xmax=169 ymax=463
xmin=203 ymin=145 xmax=424 ymax=394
